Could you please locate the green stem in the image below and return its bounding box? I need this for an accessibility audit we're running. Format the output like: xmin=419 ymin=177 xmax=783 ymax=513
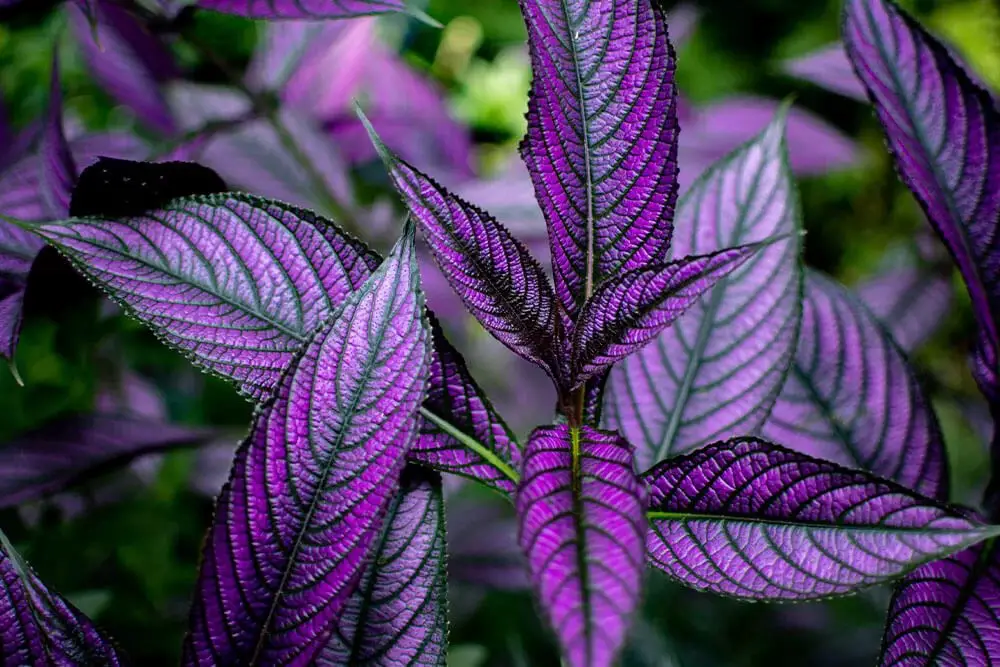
xmin=419 ymin=407 xmax=520 ymax=486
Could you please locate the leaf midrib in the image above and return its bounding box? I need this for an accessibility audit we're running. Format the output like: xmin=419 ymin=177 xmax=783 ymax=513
xmin=647 ymin=510 xmax=997 ymax=536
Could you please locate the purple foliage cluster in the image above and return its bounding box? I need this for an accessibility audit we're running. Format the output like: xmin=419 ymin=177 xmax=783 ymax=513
xmin=0 ymin=0 xmax=998 ymax=665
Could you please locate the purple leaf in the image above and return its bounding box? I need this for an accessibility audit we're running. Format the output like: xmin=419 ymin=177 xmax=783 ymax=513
xmin=518 ymin=0 xmax=679 ymax=317
xmin=38 ymin=193 xmax=519 ymax=494
xmin=183 ymin=224 xmax=431 ymax=665
xmin=843 ymin=0 xmax=1000 ymax=400
xmin=783 ymin=43 xmax=868 ymax=101
xmin=419 ymin=315 xmax=521 ymax=494
xmin=517 ymin=425 xmax=646 ymax=667
xmin=762 ymin=271 xmax=948 ymax=497
xmin=571 ymin=246 xmax=757 ymax=386
xmin=194 ymin=0 xmax=409 ymax=19
xmin=168 ymin=84 xmax=354 ymax=215
xmin=0 ymin=223 xmax=42 ymax=362
xmin=606 ymin=110 xmax=803 ymax=469
xmin=41 ymin=54 xmax=76 ymax=219
xmin=677 ymin=96 xmax=859 ymax=191
xmin=38 ymin=193 xmax=377 ymax=402
xmin=70 ymin=0 xmax=177 ymax=135
xmin=0 ymin=531 xmax=124 ymax=666
xmin=855 ymin=245 xmax=953 ymax=352
xmin=645 ymin=438 xmax=998 ymax=601
xmin=319 ymin=466 xmax=448 ymax=666
xmin=448 ymin=492 xmax=528 ymax=590
xmin=0 ymin=414 xmax=212 ymax=509
xmin=365 ymin=118 xmax=569 ymax=388
xmin=879 ymin=541 xmax=1000 ymax=665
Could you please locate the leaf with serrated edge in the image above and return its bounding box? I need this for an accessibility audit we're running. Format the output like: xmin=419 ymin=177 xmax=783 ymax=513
xmin=843 ymin=0 xmax=1000 ymax=400
xmin=762 ymin=270 xmax=947 ymax=497
xmin=879 ymin=540 xmax=1000 ymax=666
xmin=195 ymin=0 xmax=409 ymax=19
xmin=182 ymin=224 xmax=431 ymax=665
xmin=0 ymin=531 xmax=124 ymax=665
xmin=645 ymin=438 xmax=997 ymax=601
xmin=364 ymin=116 xmax=568 ymax=389
xmin=319 ymin=466 xmax=448 ymax=666
xmin=517 ymin=425 xmax=646 ymax=667
xmin=571 ymin=246 xmax=756 ymax=387
xmin=519 ymin=0 xmax=679 ymax=318
xmin=605 ymin=109 xmax=803 ymax=470
xmin=35 ymin=194 xmax=517 ymax=492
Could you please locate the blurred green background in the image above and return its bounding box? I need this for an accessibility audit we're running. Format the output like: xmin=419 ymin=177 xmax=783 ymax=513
xmin=0 ymin=0 xmax=998 ymax=664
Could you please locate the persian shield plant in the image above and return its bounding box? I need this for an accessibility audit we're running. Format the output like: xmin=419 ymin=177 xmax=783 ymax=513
xmin=1 ymin=0 xmax=999 ymax=665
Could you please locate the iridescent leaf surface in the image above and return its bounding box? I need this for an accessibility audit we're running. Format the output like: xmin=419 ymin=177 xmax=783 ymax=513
xmin=320 ymin=466 xmax=448 ymax=666
xmin=366 ymin=118 xmax=568 ymax=388
xmin=645 ymin=439 xmax=996 ymax=601
xmin=844 ymin=0 xmax=1000 ymax=400
xmin=0 ymin=531 xmax=124 ymax=666
xmin=183 ymin=226 xmax=431 ymax=665
xmin=194 ymin=0 xmax=408 ymax=18
xmin=571 ymin=246 xmax=756 ymax=386
xmin=518 ymin=0 xmax=679 ymax=317
xmin=517 ymin=425 xmax=646 ymax=667
xmin=606 ymin=110 xmax=802 ymax=469
xmin=37 ymin=194 xmax=518 ymax=493
xmin=880 ymin=541 xmax=1000 ymax=666
xmin=762 ymin=271 xmax=947 ymax=497
xmin=0 ymin=415 xmax=212 ymax=509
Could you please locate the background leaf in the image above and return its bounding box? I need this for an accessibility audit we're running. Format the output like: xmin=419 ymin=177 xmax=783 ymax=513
xmin=645 ymin=438 xmax=996 ymax=601
xmin=183 ymin=225 xmax=431 ymax=665
xmin=516 ymin=425 xmax=646 ymax=667
xmin=605 ymin=110 xmax=802 ymax=470
xmin=194 ymin=0 xmax=409 ymax=19
xmin=762 ymin=270 xmax=948 ymax=497
xmin=0 ymin=531 xmax=124 ymax=666
xmin=843 ymin=0 xmax=1000 ymax=400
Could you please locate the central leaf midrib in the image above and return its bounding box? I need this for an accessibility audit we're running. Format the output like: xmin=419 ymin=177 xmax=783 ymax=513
xmin=647 ymin=510 xmax=993 ymax=536
xmin=250 ymin=289 xmax=392 ymax=664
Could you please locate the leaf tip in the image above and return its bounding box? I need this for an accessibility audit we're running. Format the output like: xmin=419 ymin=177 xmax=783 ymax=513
xmin=7 ymin=359 xmax=23 ymax=387
xmin=354 ymin=102 xmax=395 ymax=167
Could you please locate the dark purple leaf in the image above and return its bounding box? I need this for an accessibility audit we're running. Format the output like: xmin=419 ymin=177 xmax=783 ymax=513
xmin=517 ymin=425 xmax=646 ymax=667
xmin=606 ymin=110 xmax=803 ymax=469
xmin=183 ymin=225 xmax=431 ymax=665
xmin=0 ymin=223 xmax=42 ymax=362
xmin=880 ymin=541 xmax=1000 ymax=665
xmin=365 ymin=117 xmax=568 ymax=388
xmin=0 ymin=414 xmax=212 ymax=509
xmin=855 ymin=244 xmax=953 ymax=352
xmin=783 ymin=43 xmax=868 ymax=101
xmin=645 ymin=438 xmax=997 ymax=601
xmin=69 ymin=157 xmax=227 ymax=218
xmin=37 ymin=193 xmax=519 ymax=493
xmin=762 ymin=271 xmax=948 ymax=497
xmin=194 ymin=0 xmax=409 ymax=19
xmin=319 ymin=466 xmax=448 ymax=666
xmin=0 ymin=531 xmax=124 ymax=666
xmin=41 ymin=54 xmax=76 ymax=220
xmin=843 ymin=0 xmax=1000 ymax=400
xmin=518 ymin=0 xmax=679 ymax=318
xmin=70 ymin=0 xmax=177 ymax=135
xmin=571 ymin=246 xmax=756 ymax=386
